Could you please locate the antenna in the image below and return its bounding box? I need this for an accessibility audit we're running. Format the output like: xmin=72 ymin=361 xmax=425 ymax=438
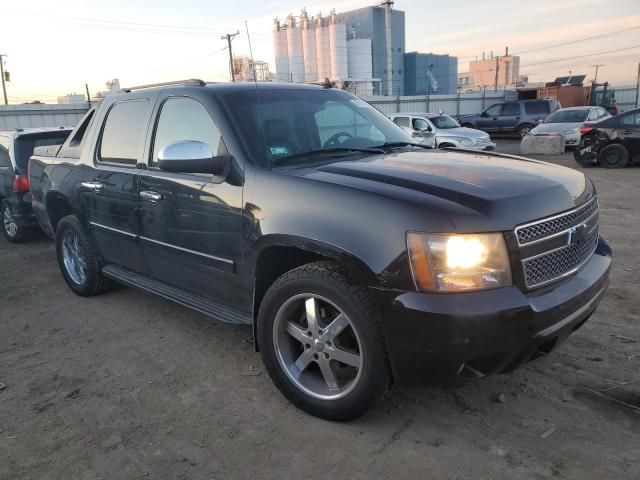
xmin=245 ymin=20 xmax=257 ymax=83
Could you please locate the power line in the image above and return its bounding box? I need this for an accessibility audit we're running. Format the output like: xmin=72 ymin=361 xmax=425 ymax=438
xmin=520 ymin=45 xmax=640 ymax=68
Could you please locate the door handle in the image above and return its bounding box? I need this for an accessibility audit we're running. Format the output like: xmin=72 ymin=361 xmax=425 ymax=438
xmin=139 ymin=190 xmax=163 ymax=203
xmin=81 ymin=181 xmax=104 ymax=192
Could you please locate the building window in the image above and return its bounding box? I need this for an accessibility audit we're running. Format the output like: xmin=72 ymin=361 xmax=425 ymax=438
xmin=399 ymin=69 xmax=402 ymax=75
xmin=397 ymin=48 xmax=401 ymax=52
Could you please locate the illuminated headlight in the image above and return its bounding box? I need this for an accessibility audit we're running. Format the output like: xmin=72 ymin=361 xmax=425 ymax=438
xmin=563 ymin=128 xmax=579 ymax=135
xmin=407 ymin=232 xmax=512 ymax=292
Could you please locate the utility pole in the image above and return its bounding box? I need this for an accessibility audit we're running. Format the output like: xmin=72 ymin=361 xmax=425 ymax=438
xmin=635 ymin=62 xmax=640 ymax=108
xmin=591 ymin=64 xmax=604 ymax=85
xmin=0 ymin=54 xmax=8 ymax=105
xmin=221 ymin=31 xmax=240 ymax=82
xmin=494 ymin=55 xmax=500 ymax=92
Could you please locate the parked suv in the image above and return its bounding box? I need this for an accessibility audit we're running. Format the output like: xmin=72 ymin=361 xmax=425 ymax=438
xmin=29 ymin=82 xmax=610 ymax=421
xmin=0 ymin=128 xmax=71 ymax=242
xmin=460 ymin=99 xmax=561 ymax=137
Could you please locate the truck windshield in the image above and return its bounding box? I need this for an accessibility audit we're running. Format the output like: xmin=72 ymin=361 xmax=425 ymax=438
xmin=428 ymin=115 xmax=460 ymax=129
xmin=544 ymin=110 xmax=589 ymax=123
xmin=14 ymin=131 xmax=69 ymax=173
xmin=221 ymin=88 xmax=414 ymax=167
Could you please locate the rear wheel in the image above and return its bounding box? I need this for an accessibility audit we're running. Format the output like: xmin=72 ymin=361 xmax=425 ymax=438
xmin=1 ymin=202 xmax=26 ymax=243
xmin=258 ymin=261 xmax=390 ymax=421
xmin=55 ymin=215 xmax=111 ymax=296
xmin=517 ymin=123 xmax=534 ymax=138
xmin=598 ymin=144 xmax=629 ymax=169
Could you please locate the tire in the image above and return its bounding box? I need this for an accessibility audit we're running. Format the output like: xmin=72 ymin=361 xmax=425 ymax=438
xmin=2 ymin=201 xmax=27 ymax=243
xmin=598 ymin=144 xmax=629 ymax=169
xmin=438 ymin=142 xmax=456 ymax=149
xmin=257 ymin=261 xmax=391 ymax=421
xmin=517 ymin=123 xmax=534 ymax=138
xmin=55 ymin=215 xmax=111 ymax=297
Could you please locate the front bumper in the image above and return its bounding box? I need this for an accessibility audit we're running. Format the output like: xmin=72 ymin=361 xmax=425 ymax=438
xmin=375 ymin=237 xmax=612 ymax=386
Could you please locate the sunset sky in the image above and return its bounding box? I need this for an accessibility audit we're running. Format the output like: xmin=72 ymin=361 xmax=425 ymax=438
xmin=0 ymin=0 xmax=638 ymax=103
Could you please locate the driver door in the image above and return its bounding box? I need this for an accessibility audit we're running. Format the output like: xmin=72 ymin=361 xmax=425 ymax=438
xmin=411 ymin=117 xmax=436 ymax=147
xmin=476 ymin=103 xmax=503 ymax=132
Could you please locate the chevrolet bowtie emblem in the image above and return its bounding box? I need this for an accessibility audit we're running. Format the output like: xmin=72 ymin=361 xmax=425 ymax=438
xmin=567 ymin=223 xmax=589 ymax=245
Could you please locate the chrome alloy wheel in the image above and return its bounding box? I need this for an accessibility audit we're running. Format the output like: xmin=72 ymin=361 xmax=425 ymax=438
xmin=61 ymin=230 xmax=87 ymax=285
xmin=273 ymin=294 xmax=363 ymax=400
xmin=3 ymin=207 xmax=18 ymax=238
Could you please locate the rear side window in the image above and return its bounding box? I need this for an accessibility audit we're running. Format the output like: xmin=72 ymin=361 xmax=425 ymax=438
xmin=99 ymin=100 xmax=150 ymax=165
xmin=502 ymin=103 xmax=520 ymax=116
xmin=152 ymin=97 xmax=221 ymax=166
xmin=525 ymin=101 xmax=550 ymax=115
xmin=0 ymin=136 xmax=10 ymax=168
xmin=393 ymin=117 xmax=410 ymax=128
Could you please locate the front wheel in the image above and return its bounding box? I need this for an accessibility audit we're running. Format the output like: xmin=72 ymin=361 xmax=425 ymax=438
xmin=55 ymin=215 xmax=111 ymax=297
xmin=258 ymin=262 xmax=391 ymax=421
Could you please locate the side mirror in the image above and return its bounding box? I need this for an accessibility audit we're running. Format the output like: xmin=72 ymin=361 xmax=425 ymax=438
xmin=481 ymin=111 xmax=488 ymax=118
xmin=157 ymin=140 xmax=229 ymax=175
xmin=423 ymin=125 xmax=433 ymax=132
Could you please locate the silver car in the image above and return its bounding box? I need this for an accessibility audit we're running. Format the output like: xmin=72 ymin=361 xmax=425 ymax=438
xmin=389 ymin=113 xmax=496 ymax=151
xmin=529 ymin=106 xmax=611 ymax=147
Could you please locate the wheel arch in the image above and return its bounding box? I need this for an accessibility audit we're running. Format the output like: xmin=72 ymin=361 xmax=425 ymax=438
xmin=250 ymin=235 xmax=379 ymax=351
xmin=45 ymin=192 xmax=76 ymax=233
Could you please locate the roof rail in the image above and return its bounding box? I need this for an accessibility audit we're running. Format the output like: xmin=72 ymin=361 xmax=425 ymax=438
xmin=121 ymin=79 xmax=206 ymax=92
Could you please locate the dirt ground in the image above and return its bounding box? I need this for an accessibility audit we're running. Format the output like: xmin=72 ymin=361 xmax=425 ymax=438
xmin=1 ymin=139 xmax=638 ymax=480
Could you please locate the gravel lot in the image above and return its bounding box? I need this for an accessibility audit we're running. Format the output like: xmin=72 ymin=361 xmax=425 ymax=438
xmin=1 ymin=139 xmax=638 ymax=480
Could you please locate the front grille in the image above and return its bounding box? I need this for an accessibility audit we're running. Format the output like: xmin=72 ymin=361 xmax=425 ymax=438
xmin=515 ymin=197 xmax=598 ymax=245
xmin=522 ymin=226 xmax=599 ymax=288
xmin=516 ymin=197 xmax=600 ymax=289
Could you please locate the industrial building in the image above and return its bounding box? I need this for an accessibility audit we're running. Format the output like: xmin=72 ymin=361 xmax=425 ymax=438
xmin=232 ymin=56 xmax=273 ymax=82
xmin=458 ymin=51 xmax=521 ymax=90
xmin=272 ymin=2 xmax=457 ymax=96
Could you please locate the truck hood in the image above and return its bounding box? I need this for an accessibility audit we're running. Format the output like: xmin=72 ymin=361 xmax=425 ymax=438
xmin=284 ymin=149 xmax=592 ymax=232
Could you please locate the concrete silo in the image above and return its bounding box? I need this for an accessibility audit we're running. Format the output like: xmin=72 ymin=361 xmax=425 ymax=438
xmin=315 ymin=14 xmax=331 ymax=81
xmin=301 ymin=10 xmax=318 ymax=83
xmin=328 ymin=10 xmax=348 ymax=81
xmin=286 ymin=15 xmax=305 ymax=83
xmin=273 ymin=18 xmax=290 ymax=83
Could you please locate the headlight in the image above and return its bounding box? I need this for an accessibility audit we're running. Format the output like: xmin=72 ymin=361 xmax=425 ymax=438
xmin=407 ymin=232 xmax=512 ymax=292
xmin=563 ymin=128 xmax=579 ymax=135
xmin=459 ymin=138 xmax=475 ymax=147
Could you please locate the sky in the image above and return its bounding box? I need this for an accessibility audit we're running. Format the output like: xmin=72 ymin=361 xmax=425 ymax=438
xmin=0 ymin=0 xmax=638 ymax=103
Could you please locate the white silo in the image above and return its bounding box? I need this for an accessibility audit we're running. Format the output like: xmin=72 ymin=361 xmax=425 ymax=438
xmin=301 ymin=10 xmax=318 ymax=83
xmin=273 ymin=18 xmax=290 ymax=83
xmin=348 ymin=38 xmax=374 ymax=95
xmin=328 ymin=11 xmax=348 ymax=80
xmin=286 ymin=15 xmax=305 ymax=83
xmin=315 ymin=14 xmax=331 ymax=81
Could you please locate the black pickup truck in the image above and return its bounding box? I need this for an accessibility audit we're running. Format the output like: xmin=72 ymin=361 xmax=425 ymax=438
xmin=29 ymin=81 xmax=611 ymax=420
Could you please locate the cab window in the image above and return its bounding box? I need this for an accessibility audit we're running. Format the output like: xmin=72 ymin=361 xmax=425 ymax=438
xmin=412 ymin=118 xmax=430 ymax=131
xmin=152 ymin=97 xmax=221 ymax=166
xmin=484 ymin=104 xmax=503 ymax=117
xmin=393 ymin=116 xmax=411 ymax=128
xmin=622 ymin=112 xmax=640 ymax=127
xmin=99 ymin=100 xmax=150 ymax=165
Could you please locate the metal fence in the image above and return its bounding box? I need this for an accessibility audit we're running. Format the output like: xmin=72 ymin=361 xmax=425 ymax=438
xmin=0 ymin=104 xmax=89 ymax=130
xmin=607 ymin=84 xmax=640 ymax=112
xmin=363 ymin=88 xmax=519 ymax=117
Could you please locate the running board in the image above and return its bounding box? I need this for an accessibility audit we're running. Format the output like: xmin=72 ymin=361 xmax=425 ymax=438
xmin=102 ymin=265 xmax=252 ymax=326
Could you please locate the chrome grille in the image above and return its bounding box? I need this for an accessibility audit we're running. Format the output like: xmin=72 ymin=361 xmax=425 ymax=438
xmin=517 ymin=197 xmax=600 ymax=289
xmin=515 ymin=197 xmax=599 ymax=246
xmin=523 ymin=226 xmax=598 ymax=288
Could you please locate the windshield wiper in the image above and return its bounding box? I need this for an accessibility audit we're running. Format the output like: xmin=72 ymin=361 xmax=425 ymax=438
xmin=270 ymin=146 xmax=384 ymax=166
xmin=375 ymin=141 xmax=432 ymax=150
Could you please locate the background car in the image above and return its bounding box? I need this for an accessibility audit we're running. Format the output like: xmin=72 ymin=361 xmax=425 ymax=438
xmin=459 ymin=99 xmax=561 ymax=138
xmin=389 ymin=113 xmax=495 ymax=150
xmin=529 ymin=106 xmax=611 ymax=148
xmin=0 ymin=128 xmax=71 ymax=242
xmin=574 ymin=107 xmax=640 ymax=168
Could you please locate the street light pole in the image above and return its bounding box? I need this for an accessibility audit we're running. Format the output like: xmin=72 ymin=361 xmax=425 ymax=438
xmin=0 ymin=55 xmax=8 ymax=105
